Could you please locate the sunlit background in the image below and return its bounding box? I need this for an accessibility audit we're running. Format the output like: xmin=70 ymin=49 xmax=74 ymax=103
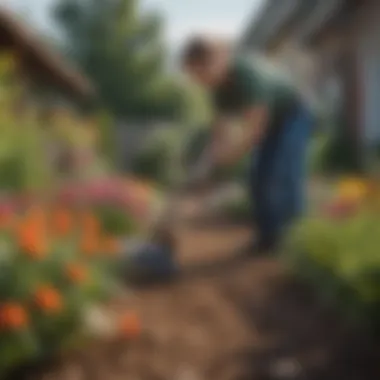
xmin=4 ymin=0 xmax=264 ymax=44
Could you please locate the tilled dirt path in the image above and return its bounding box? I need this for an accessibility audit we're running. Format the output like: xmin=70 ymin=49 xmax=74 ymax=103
xmin=23 ymin=194 xmax=380 ymax=380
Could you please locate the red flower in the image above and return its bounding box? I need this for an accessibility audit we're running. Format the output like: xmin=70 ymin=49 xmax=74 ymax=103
xmin=324 ymin=199 xmax=359 ymax=219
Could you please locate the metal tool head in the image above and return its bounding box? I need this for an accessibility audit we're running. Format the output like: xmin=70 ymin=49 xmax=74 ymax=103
xmin=121 ymin=232 xmax=178 ymax=284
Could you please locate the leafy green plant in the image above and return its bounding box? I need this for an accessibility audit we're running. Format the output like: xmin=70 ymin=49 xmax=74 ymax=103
xmin=311 ymin=116 xmax=366 ymax=175
xmin=94 ymin=205 xmax=137 ymax=236
xmin=284 ymin=203 xmax=380 ymax=332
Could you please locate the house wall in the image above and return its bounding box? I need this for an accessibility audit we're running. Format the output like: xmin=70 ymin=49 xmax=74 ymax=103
xmin=351 ymin=1 xmax=380 ymax=146
xmin=250 ymin=39 xmax=330 ymax=112
xmin=115 ymin=121 xmax=171 ymax=171
xmin=308 ymin=0 xmax=380 ymax=167
xmin=312 ymin=23 xmax=366 ymax=168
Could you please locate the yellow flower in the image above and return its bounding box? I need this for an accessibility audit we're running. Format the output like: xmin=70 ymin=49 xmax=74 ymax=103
xmin=337 ymin=178 xmax=368 ymax=202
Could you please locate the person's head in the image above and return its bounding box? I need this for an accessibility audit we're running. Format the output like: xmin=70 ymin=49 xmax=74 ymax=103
xmin=180 ymin=35 xmax=230 ymax=87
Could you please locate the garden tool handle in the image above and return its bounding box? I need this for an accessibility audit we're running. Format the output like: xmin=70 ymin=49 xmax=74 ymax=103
xmin=153 ymin=154 xmax=215 ymax=228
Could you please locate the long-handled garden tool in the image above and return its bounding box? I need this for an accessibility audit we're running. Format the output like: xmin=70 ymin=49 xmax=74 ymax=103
xmin=123 ymin=153 xmax=214 ymax=282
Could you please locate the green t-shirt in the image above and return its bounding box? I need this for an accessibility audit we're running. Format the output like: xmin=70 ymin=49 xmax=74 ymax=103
xmin=212 ymin=56 xmax=300 ymax=128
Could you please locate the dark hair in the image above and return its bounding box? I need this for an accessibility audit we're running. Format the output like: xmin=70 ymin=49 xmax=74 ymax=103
xmin=180 ymin=36 xmax=214 ymax=66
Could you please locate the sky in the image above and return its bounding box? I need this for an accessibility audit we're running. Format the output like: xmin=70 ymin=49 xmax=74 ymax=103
xmin=3 ymin=0 xmax=264 ymax=46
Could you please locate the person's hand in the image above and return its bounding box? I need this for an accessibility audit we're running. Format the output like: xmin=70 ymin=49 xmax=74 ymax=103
xmin=214 ymin=145 xmax=240 ymax=167
xmin=184 ymin=160 xmax=214 ymax=191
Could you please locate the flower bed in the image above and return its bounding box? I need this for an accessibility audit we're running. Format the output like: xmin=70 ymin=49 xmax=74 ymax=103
xmin=284 ymin=178 xmax=380 ymax=333
xmin=0 ymin=203 xmax=123 ymax=374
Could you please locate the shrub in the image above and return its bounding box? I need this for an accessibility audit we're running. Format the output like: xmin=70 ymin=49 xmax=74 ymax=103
xmin=130 ymin=126 xmax=183 ymax=186
xmin=311 ymin=117 xmax=365 ymax=175
xmin=284 ymin=178 xmax=380 ymax=331
xmin=0 ymin=107 xmax=54 ymax=193
xmin=0 ymin=53 xmax=111 ymax=192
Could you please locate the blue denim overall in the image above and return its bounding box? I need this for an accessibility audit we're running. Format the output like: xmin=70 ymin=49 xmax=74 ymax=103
xmin=249 ymin=103 xmax=314 ymax=247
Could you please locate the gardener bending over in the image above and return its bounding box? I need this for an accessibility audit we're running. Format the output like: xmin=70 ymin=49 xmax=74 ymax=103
xmin=181 ymin=36 xmax=314 ymax=253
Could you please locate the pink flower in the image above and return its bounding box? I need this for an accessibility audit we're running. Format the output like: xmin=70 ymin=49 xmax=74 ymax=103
xmin=54 ymin=177 xmax=153 ymax=223
xmin=58 ymin=184 xmax=85 ymax=204
xmin=0 ymin=202 xmax=16 ymax=222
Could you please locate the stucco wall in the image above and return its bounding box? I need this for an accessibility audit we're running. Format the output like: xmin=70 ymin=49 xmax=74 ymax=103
xmin=352 ymin=1 xmax=380 ymax=144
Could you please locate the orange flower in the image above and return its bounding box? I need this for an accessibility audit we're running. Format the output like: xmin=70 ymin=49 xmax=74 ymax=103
xmin=16 ymin=221 xmax=48 ymax=259
xmin=24 ymin=206 xmax=46 ymax=227
xmin=119 ymin=311 xmax=141 ymax=339
xmin=0 ymin=303 xmax=28 ymax=330
xmin=102 ymin=236 xmax=120 ymax=255
xmin=34 ymin=285 xmax=63 ymax=313
xmin=52 ymin=208 xmax=72 ymax=236
xmin=65 ymin=263 xmax=88 ymax=283
xmin=80 ymin=234 xmax=98 ymax=256
xmin=82 ymin=212 xmax=100 ymax=235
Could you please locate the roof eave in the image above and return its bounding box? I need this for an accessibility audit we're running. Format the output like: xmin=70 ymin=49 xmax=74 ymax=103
xmin=240 ymin=0 xmax=302 ymax=50
xmin=0 ymin=7 xmax=95 ymax=100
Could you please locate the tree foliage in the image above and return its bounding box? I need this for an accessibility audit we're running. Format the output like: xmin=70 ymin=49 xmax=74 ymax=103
xmin=53 ymin=0 xmax=183 ymax=120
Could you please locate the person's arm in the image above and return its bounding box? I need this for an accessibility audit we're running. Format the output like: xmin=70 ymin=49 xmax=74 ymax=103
xmin=215 ymin=104 xmax=269 ymax=166
xmin=187 ymin=115 xmax=229 ymax=183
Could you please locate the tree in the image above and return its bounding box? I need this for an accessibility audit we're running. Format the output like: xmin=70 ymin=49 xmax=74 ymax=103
xmin=53 ymin=0 xmax=180 ymax=120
